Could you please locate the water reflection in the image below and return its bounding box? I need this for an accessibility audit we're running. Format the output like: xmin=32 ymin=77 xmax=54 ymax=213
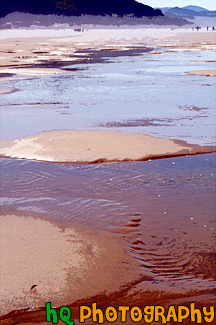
xmin=0 ymin=50 xmax=215 ymax=144
xmin=1 ymin=153 xmax=215 ymax=303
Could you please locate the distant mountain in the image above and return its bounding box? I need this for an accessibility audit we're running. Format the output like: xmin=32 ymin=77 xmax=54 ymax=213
xmin=0 ymin=0 xmax=163 ymax=18
xmin=182 ymin=5 xmax=209 ymax=12
xmin=0 ymin=11 xmax=191 ymax=29
xmin=160 ymin=6 xmax=216 ymax=18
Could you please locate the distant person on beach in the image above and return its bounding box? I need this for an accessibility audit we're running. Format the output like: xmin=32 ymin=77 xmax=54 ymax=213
xmin=207 ymin=27 xmax=209 ymax=31
xmin=213 ymin=27 xmax=215 ymax=31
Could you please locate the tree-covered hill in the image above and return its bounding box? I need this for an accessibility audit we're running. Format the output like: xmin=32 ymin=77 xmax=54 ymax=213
xmin=161 ymin=6 xmax=216 ymax=18
xmin=0 ymin=0 xmax=163 ymax=18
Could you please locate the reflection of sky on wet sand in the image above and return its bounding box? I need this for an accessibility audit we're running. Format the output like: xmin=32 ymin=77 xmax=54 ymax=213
xmin=0 ymin=49 xmax=215 ymax=145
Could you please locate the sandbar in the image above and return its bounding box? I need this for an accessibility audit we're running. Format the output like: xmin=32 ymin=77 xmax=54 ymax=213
xmin=0 ymin=130 xmax=214 ymax=163
xmin=0 ymin=88 xmax=18 ymax=95
xmin=0 ymin=68 xmax=68 ymax=75
xmin=187 ymin=69 xmax=216 ymax=77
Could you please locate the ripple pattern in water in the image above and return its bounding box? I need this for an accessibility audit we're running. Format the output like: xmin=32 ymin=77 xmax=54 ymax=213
xmin=1 ymin=153 xmax=216 ymax=304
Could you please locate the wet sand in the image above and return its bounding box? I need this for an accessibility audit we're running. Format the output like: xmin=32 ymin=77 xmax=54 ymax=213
xmin=0 ymin=29 xmax=215 ymax=78
xmin=0 ymin=153 xmax=216 ymax=324
xmin=0 ymin=213 xmax=138 ymax=316
xmin=0 ymin=130 xmax=215 ymax=163
xmin=0 ymin=27 xmax=216 ymax=324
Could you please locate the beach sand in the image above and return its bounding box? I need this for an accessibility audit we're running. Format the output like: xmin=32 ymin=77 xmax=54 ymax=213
xmin=0 ymin=27 xmax=216 ymax=324
xmin=0 ymin=29 xmax=215 ymax=78
xmin=1 ymin=153 xmax=216 ymax=324
xmin=0 ymin=130 xmax=215 ymax=163
xmin=0 ymin=88 xmax=18 ymax=94
xmin=0 ymin=67 xmax=69 ymax=75
xmin=0 ymin=213 xmax=138 ymax=316
xmin=187 ymin=69 xmax=216 ymax=76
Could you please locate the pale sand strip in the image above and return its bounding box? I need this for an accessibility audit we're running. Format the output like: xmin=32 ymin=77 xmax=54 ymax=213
xmin=0 ymin=76 xmax=35 ymax=83
xmin=0 ymin=88 xmax=18 ymax=95
xmin=187 ymin=69 xmax=216 ymax=77
xmin=0 ymin=213 xmax=137 ymax=316
xmin=0 ymin=130 xmax=214 ymax=163
xmin=0 ymin=68 xmax=68 ymax=75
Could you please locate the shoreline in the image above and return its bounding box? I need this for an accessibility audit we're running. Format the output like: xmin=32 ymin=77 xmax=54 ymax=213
xmin=0 ymin=28 xmax=215 ymax=77
xmin=1 ymin=152 xmax=215 ymax=324
xmin=1 ymin=153 xmax=216 ymax=324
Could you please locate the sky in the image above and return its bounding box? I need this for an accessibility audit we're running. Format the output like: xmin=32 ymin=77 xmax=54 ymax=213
xmin=136 ymin=0 xmax=216 ymax=10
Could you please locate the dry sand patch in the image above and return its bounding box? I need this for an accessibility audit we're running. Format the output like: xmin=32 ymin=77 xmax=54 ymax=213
xmin=187 ymin=69 xmax=216 ymax=77
xmin=0 ymin=130 xmax=214 ymax=163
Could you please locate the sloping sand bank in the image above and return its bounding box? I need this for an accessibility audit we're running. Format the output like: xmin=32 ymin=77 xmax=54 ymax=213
xmin=0 ymin=213 xmax=137 ymax=316
xmin=0 ymin=130 xmax=214 ymax=163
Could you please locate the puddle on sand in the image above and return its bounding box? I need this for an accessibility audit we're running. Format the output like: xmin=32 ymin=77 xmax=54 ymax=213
xmin=0 ymin=49 xmax=215 ymax=145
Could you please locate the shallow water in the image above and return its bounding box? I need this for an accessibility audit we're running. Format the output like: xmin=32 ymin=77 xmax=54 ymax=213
xmin=1 ymin=153 xmax=216 ymax=311
xmin=0 ymin=48 xmax=215 ymax=145
xmin=0 ymin=42 xmax=216 ymax=323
